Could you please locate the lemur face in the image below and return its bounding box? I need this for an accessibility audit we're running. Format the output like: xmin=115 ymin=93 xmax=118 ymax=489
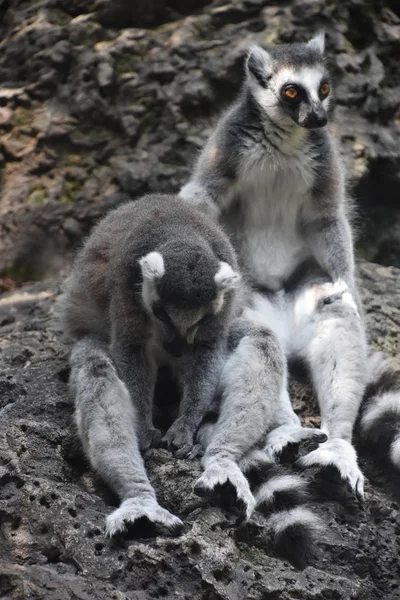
xmin=246 ymin=34 xmax=331 ymax=130
xmin=139 ymin=251 xmax=240 ymax=357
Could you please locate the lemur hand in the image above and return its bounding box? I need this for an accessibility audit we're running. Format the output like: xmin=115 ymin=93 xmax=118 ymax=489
xmin=162 ymin=416 xmax=199 ymax=459
xmin=106 ymin=497 xmax=183 ymax=538
xmin=139 ymin=426 xmax=162 ymax=452
xmin=295 ymin=279 xmax=359 ymax=323
xmin=265 ymin=423 xmax=328 ymax=459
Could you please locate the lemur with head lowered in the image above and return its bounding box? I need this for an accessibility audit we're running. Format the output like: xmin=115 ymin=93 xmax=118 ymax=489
xmin=61 ymin=194 xmax=242 ymax=535
xmin=61 ymin=193 xmax=326 ymax=562
xmin=180 ymin=33 xmax=400 ymax=503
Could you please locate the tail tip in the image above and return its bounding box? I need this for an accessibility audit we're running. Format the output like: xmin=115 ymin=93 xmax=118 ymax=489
xmin=269 ymin=507 xmax=324 ymax=569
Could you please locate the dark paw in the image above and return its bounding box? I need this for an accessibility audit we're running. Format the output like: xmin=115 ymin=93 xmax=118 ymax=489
xmin=293 ymin=439 xmax=365 ymax=506
xmin=162 ymin=418 xmax=195 ymax=458
xmin=194 ymin=463 xmax=256 ymax=521
xmin=280 ymin=432 xmax=328 ymax=464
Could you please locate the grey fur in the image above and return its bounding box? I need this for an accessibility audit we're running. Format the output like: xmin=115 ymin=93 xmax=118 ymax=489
xmin=69 ymin=337 xmax=183 ymax=536
xmin=194 ymin=318 xmax=286 ymax=521
xmin=193 ymin=316 xmax=326 ymax=549
xmin=61 ymin=193 xmax=243 ymax=534
xmin=180 ymin=35 xmax=373 ymax=499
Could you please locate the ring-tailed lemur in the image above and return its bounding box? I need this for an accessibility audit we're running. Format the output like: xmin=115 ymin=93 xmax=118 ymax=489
xmin=180 ymin=33 xmax=400 ymax=500
xmin=61 ymin=193 xmax=242 ymax=535
xmin=61 ymin=193 xmax=326 ymax=562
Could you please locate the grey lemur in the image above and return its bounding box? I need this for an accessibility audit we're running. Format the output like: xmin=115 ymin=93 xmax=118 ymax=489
xmin=61 ymin=193 xmax=326 ymax=563
xmin=180 ymin=33 xmax=400 ymax=503
xmin=61 ymin=193 xmax=243 ymax=536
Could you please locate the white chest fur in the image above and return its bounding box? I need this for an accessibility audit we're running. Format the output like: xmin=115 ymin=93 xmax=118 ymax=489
xmin=236 ymin=147 xmax=316 ymax=290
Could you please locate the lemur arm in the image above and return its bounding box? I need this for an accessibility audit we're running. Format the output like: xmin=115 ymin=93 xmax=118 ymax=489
xmin=163 ymin=343 xmax=225 ymax=459
xmin=179 ymin=134 xmax=237 ymax=219
xmin=301 ymin=138 xmax=356 ymax=293
xmin=302 ymin=208 xmax=356 ymax=292
xmin=110 ymin=294 xmax=160 ymax=451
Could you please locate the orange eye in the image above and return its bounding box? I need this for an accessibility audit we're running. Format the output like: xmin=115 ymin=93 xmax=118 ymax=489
xmin=320 ymin=82 xmax=330 ymax=96
xmin=285 ymin=87 xmax=298 ymax=100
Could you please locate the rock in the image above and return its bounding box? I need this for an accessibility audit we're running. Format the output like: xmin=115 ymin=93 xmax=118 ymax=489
xmin=96 ymin=0 xmax=213 ymax=28
xmin=97 ymin=60 xmax=114 ymax=88
xmin=0 ymin=264 xmax=399 ymax=599
xmin=0 ymin=106 xmax=13 ymax=127
xmin=62 ymin=216 xmax=82 ymax=239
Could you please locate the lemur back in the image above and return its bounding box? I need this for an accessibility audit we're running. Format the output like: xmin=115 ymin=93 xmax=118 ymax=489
xmin=62 ymin=194 xmax=242 ymax=344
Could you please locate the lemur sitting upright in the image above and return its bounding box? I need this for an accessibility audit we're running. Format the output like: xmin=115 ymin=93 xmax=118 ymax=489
xmin=61 ymin=193 xmax=326 ymax=563
xmin=180 ymin=33 xmax=400 ymax=501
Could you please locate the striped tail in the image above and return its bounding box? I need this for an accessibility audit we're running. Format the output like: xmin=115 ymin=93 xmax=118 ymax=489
xmin=359 ymin=352 xmax=400 ymax=469
xmin=241 ymin=450 xmax=324 ymax=569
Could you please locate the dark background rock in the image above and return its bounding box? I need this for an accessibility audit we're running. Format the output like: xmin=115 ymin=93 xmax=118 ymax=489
xmin=0 ymin=262 xmax=399 ymax=599
xmin=0 ymin=0 xmax=399 ymax=287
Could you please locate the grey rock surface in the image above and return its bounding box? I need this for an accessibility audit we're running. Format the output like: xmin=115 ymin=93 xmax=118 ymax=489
xmin=0 ymin=261 xmax=399 ymax=599
xmin=0 ymin=0 xmax=399 ymax=285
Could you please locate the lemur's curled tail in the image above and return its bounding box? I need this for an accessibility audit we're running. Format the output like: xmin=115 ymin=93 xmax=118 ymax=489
xmin=241 ymin=450 xmax=324 ymax=569
xmin=359 ymin=352 xmax=400 ymax=469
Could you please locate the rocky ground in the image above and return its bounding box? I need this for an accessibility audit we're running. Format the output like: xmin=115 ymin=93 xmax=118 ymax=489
xmin=0 ymin=261 xmax=399 ymax=600
xmin=0 ymin=0 xmax=399 ymax=287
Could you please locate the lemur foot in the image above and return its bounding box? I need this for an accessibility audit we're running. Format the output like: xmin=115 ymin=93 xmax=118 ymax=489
xmin=139 ymin=427 xmax=162 ymax=452
xmin=105 ymin=497 xmax=183 ymax=538
xmin=295 ymin=438 xmax=364 ymax=502
xmin=194 ymin=458 xmax=256 ymax=522
xmin=266 ymin=424 xmax=327 ymax=459
xmin=162 ymin=416 xmax=196 ymax=459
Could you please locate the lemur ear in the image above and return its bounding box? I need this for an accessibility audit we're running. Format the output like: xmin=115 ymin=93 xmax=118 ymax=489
xmin=215 ymin=262 xmax=241 ymax=291
xmin=246 ymin=45 xmax=272 ymax=88
xmin=307 ymin=31 xmax=325 ymax=54
xmin=139 ymin=251 xmax=165 ymax=280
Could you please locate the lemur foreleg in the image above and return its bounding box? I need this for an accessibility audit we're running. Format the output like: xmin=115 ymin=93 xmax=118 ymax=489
xmin=70 ymin=338 xmax=183 ymax=537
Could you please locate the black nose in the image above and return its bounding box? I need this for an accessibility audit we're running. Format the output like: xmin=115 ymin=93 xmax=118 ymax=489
xmin=303 ymin=108 xmax=327 ymax=129
xmin=313 ymin=113 xmax=328 ymax=128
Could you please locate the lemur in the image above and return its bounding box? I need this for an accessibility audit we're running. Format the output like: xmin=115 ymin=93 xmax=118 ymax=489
xmin=61 ymin=194 xmax=241 ymax=536
xmin=180 ymin=33 xmax=400 ymax=505
xmin=61 ymin=193 xmax=326 ymax=563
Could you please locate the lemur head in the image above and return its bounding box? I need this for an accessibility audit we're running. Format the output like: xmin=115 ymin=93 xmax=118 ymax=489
xmin=139 ymin=241 xmax=240 ymax=357
xmin=246 ymin=33 xmax=330 ymax=129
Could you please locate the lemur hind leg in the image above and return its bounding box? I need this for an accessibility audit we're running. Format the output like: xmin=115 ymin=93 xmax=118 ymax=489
xmin=290 ymin=281 xmax=367 ymax=500
xmin=244 ymin=293 xmax=328 ymax=461
xmin=193 ymin=317 xmax=286 ymax=522
xmin=70 ymin=338 xmax=183 ymax=537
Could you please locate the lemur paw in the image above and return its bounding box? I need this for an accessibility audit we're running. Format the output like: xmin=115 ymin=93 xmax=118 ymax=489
xmin=295 ymin=279 xmax=358 ymax=322
xmin=105 ymin=497 xmax=183 ymax=538
xmin=194 ymin=459 xmax=256 ymax=522
xmin=319 ymin=280 xmax=359 ymax=315
xmin=162 ymin=417 xmax=196 ymax=459
xmin=295 ymin=438 xmax=364 ymax=502
xmin=265 ymin=424 xmax=327 ymax=459
xmin=139 ymin=427 xmax=162 ymax=452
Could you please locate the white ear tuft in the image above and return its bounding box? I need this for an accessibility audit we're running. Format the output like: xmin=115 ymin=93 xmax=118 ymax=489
xmin=139 ymin=251 xmax=165 ymax=280
xmin=215 ymin=262 xmax=241 ymax=291
xmin=246 ymin=44 xmax=272 ymax=85
xmin=307 ymin=31 xmax=325 ymax=54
